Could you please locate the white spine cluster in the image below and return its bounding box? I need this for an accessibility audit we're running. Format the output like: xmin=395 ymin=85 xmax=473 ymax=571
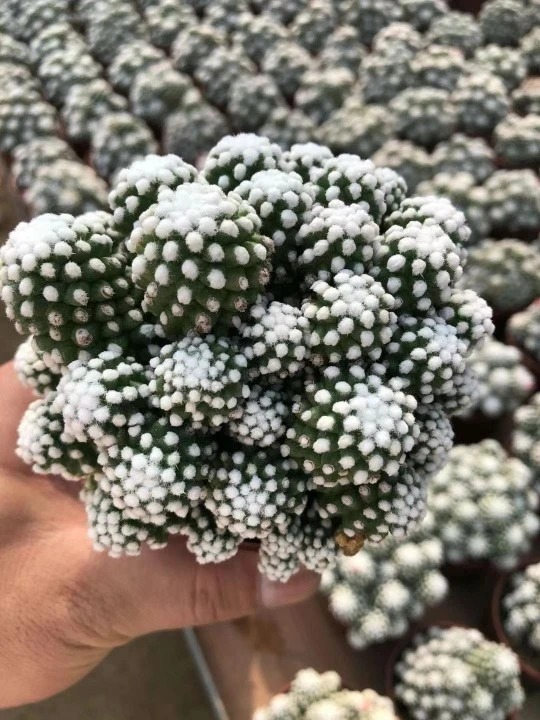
xmin=203 ymin=133 xmax=283 ymax=191
xmin=303 ymin=270 xmax=397 ymax=364
xmin=14 ymin=337 xmax=63 ymax=396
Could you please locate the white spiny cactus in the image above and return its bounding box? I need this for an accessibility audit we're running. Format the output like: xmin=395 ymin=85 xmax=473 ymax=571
xmin=395 ymin=626 xmax=524 ymax=720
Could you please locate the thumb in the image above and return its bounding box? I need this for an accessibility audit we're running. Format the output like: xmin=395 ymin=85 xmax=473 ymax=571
xmin=96 ymin=538 xmax=320 ymax=639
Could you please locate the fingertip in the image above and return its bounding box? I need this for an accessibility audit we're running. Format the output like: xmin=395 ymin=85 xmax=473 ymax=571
xmin=258 ymin=570 xmax=320 ymax=609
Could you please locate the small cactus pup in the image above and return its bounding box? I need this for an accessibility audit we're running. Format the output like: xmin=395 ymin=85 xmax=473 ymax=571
xmin=253 ymin=668 xmax=398 ymax=720
xmin=394 ymin=626 xmax=524 ymax=720
xmin=0 ymin=212 xmax=143 ymax=363
xmin=512 ymin=393 xmax=540 ymax=489
xmin=458 ymin=339 xmax=536 ymax=421
xmin=203 ymin=133 xmax=283 ymax=191
xmin=501 ymin=561 xmax=540 ymax=667
xmin=108 ymin=153 xmax=201 ymax=234
xmin=429 ymin=440 xmax=540 ymax=570
xmin=126 ymin=181 xmax=274 ymax=335
xmin=321 ymin=512 xmax=448 ymax=650
xmin=508 ymin=300 xmax=540 ymax=370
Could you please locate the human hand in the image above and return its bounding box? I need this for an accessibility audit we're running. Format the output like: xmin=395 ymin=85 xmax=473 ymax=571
xmin=0 ymin=361 xmax=319 ymax=709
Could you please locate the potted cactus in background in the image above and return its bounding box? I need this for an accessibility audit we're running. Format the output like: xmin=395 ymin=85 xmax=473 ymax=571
xmin=493 ymin=560 xmax=540 ymax=685
xmin=512 ymin=393 xmax=540 ymax=489
xmin=253 ymin=668 xmax=398 ymax=720
xmin=428 ymin=440 xmax=539 ymax=571
xmin=392 ymin=626 xmax=524 ymax=720
xmin=321 ymin=512 xmax=449 ymax=650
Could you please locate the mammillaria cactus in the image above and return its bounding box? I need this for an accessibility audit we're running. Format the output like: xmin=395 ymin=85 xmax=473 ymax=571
xmin=342 ymin=0 xmax=403 ymax=45
xmin=452 ymin=71 xmax=510 ymax=136
xmin=25 ymin=160 xmax=109 ymax=216
xmin=372 ymin=21 xmax=423 ymax=54
xmin=513 ymin=76 xmax=540 ymax=113
xmin=460 ymin=339 xmax=535 ymax=419
xmin=194 ymin=46 xmax=256 ymax=109
xmin=429 ymin=440 xmax=539 ymax=569
xmin=163 ymin=101 xmax=228 ymax=166
xmin=0 ymin=93 xmax=57 ymax=153
xmin=431 ymin=134 xmax=495 ymax=184
xmin=361 ymin=47 xmax=412 ymax=104
xmin=461 ymin=239 xmax=540 ymax=313
xmin=322 ymin=512 xmax=448 ymax=649
xmin=0 ymin=32 xmax=29 ymax=66
xmin=14 ymin=337 xmax=64 ymax=397
xmin=426 ymin=11 xmax=482 ymax=56
xmin=5 ymin=0 xmax=69 ymax=43
xmin=398 ymin=0 xmax=448 ymax=31
xmin=508 ymin=300 xmax=540 ymax=363
xmin=0 ymin=212 xmax=142 ymax=362
xmin=0 ymin=134 xmax=493 ymax=578
xmin=129 ymin=62 xmax=194 ymax=126
xmin=295 ymin=68 xmax=356 ymax=127
xmin=107 ymin=41 xmax=165 ymax=95
xmin=319 ymin=25 xmax=366 ymax=74
xmin=479 ymin=0 xmax=529 ymax=46
xmin=502 ymin=561 xmax=540 ymax=657
xmin=394 ymin=626 xmax=524 ymax=720
xmin=260 ymin=108 xmax=317 ymax=149
xmin=228 ymin=75 xmax=284 ymax=133
xmin=203 ymin=133 xmax=283 ymax=191
xmin=410 ymin=44 xmax=466 ymax=91
xmin=171 ymin=24 xmax=225 ymax=75
xmin=144 ymin=0 xmax=195 ymax=50
xmin=290 ymin=0 xmax=337 ymax=54
xmin=233 ymin=12 xmax=288 ymax=64
xmin=474 ymin=44 xmax=527 ymax=90
xmin=86 ymin=2 xmax=143 ymax=65
xmin=494 ymin=113 xmax=540 ymax=167
xmin=37 ymin=48 xmax=101 ymax=107
xmin=483 ymin=170 xmax=540 ymax=237
xmin=391 ymin=87 xmax=456 ymax=147
xmin=127 ymin=181 xmax=273 ymax=334
xmin=372 ymin=140 xmax=432 ymax=193
xmin=29 ymin=22 xmax=86 ymax=64
xmin=235 ymin=168 xmax=315 ymax=285
xmin=108 ymin=153 xmax=200 ymax=234
xmin=319 ymin=101 xmax=394 ymax=158
xmin=513 ymin=393 xmax=540 ymax=485
xmin=91 ymin=113 xmax=158 ymax=181
xmin=262 ymin=41 xmax=312 ymax=100
xmin=254 ymin=668 xmax=398 ymax=720
xmin=62 ymin=80 xmax=128 ymax=145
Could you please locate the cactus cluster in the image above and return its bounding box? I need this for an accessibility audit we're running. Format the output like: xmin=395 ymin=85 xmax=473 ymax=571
xmin=429 ymin=440 xmax=539 ymax=569
xmin=254 ymin=668 xmax=398 ymax=720
xmin=0 ymin=134 xmax=493 ymax=579
xmin=460 ymin=339 xmax=535 ymax=419
xmin=394 ymin=626 xmax=524 ymax=720
xmin=502 ymin=561 xmax=540 ymax=656
xmin=321 ymin=512 xmax=448 ymax=650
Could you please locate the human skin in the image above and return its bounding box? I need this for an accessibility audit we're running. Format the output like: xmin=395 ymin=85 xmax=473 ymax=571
xmin=0 ymin=362 xmax=319 ymax=709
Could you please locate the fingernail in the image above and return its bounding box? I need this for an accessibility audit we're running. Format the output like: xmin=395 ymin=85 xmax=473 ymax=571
xmin=259 ymin=570 xmax=320 ymax=609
